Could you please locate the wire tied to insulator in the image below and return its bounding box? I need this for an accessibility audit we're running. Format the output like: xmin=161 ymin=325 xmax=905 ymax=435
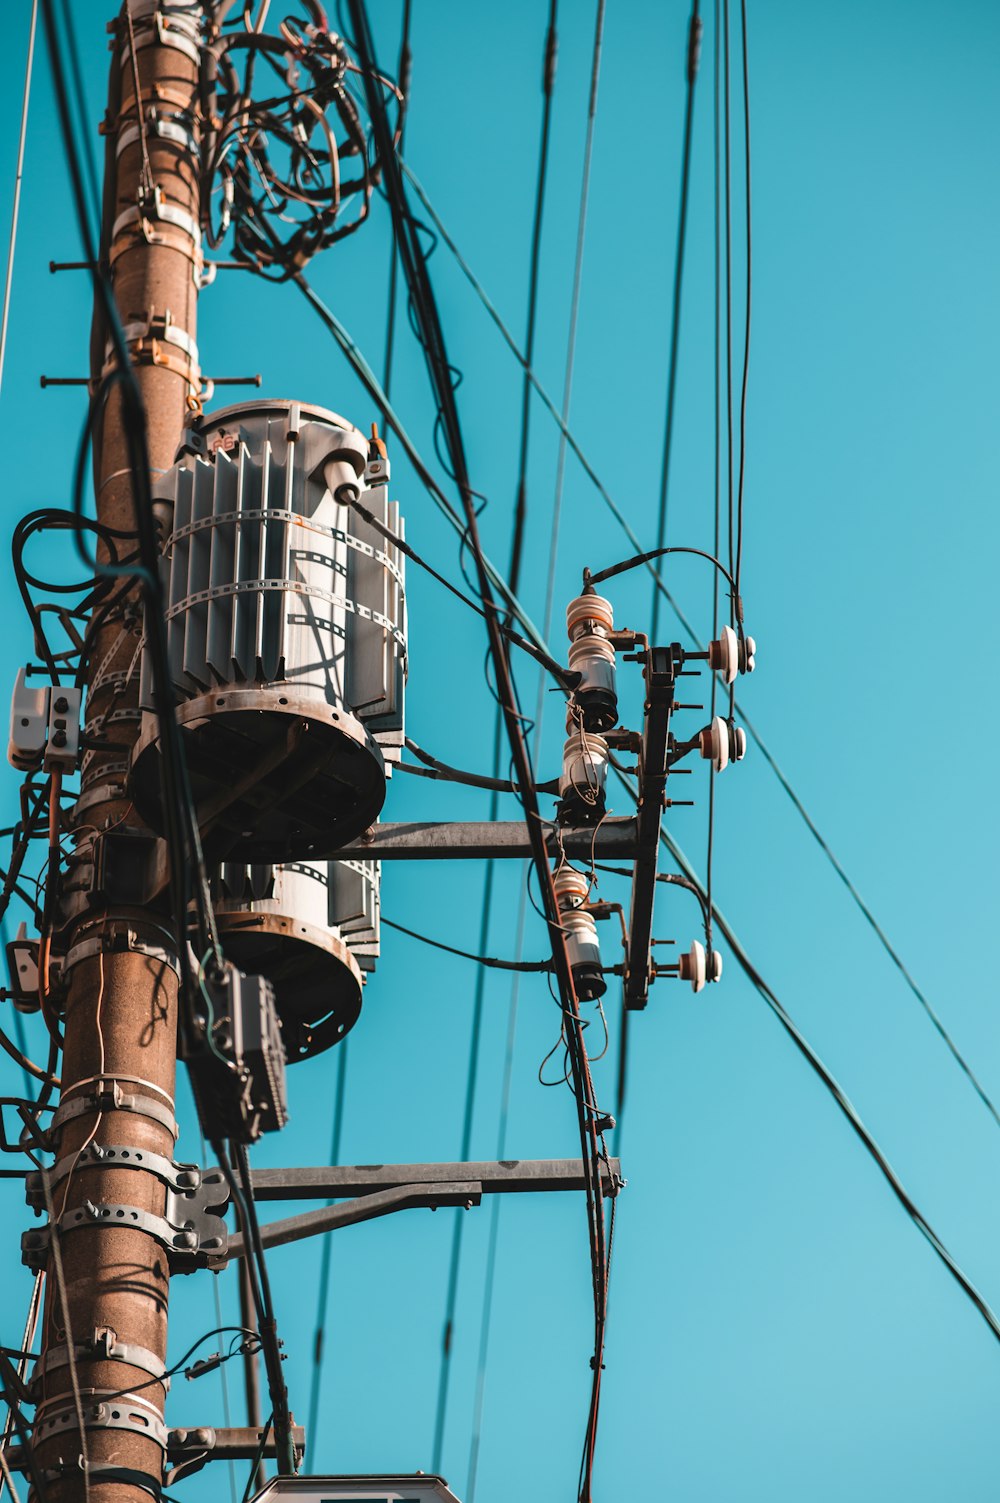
xmin=543 ymin=12 xmax=559 ymax=95
xmin=687 ymin=4 xmax=703 ymax=83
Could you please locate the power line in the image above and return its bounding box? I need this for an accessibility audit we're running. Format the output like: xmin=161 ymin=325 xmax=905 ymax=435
xmin=509 ymin=0 xmax=558 ymax=599
xmin=346 ymin=11 xmax=613 ymax=1496
xmin=550 ymin=0 xmax=605 ymax=622
xmin=650 ymin=0 xmax=702 ymax=644
xmin=657 ymin=816 xmax=1000 ymax=1351
xmin=389 ymin=161 xmax=1000 ymax=1143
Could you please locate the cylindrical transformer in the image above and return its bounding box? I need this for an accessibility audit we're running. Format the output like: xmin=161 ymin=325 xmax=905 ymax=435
xmin=552 ymin=866 xmax=606 ymax=1001
xmin=130 ymin=399 xmax=406 ymax=860
xmin=210 ymin=857 xmax=380 ymax=1062
xmin=566 ymin=593 xmax=617 ymax=732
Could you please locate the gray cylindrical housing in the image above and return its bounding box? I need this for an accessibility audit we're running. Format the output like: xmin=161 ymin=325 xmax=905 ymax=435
xmin=131 ymin=399 xmax=407 ymax=860
xmin=212 ymin=856 xmax=381 ymax=1063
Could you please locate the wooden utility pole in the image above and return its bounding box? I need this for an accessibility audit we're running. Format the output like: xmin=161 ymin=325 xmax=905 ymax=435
xmin=32 ymin=5 xmax=203 ymax=1499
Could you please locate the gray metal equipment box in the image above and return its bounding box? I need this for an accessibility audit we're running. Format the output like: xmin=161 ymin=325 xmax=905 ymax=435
xmin=250 ymin=1479 xmax=461 ymax=1503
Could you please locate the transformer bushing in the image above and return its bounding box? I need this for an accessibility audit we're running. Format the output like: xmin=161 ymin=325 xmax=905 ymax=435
xmin=211 ymin=858 xmax=380 ymax=1062
xmin=131 ymin=399 xmax=406 ymax=861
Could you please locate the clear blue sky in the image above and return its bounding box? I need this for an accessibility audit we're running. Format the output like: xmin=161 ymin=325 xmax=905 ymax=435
xmin=0 ymin=2 xmax=998 ymax=1500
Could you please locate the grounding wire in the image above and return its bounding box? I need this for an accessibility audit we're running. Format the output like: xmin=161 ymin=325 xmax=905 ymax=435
xmin=650 ymin=0 xmax=702 ymax=645
xmin=0 ymin=0 xmax=38 ymax=400
xmin=395 ymin=161 xmax=1000 ymax=1142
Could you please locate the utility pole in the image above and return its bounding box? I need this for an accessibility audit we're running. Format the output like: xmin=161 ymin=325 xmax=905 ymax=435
xmin=32 ymin=5 xmax=203 ymax=1499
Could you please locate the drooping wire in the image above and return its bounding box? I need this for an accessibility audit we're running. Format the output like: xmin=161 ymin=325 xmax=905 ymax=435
xmin=0 ymin=0 xmax=38 ymax=400
xmin=387 ymin=160 xmax=1000 ymax=1142
xmin=650 ymin=0 xmax=702 ymax=645
xmin=381 ymin=0 xmax=412 ymax=424
xmin=306 ymin=1037 xmax=349 ymax=1459
xmin=386 ymin=914 xmax=551 ymax=974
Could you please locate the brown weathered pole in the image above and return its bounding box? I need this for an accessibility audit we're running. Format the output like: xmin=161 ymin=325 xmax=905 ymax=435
xmin=32 ymin=4 xmax=204 ymax=1499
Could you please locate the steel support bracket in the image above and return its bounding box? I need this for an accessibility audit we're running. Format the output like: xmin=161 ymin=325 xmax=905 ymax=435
xmin=32 ymin=1387 xmax=169 ymax=1451
xmin=26 ymin=1143 xmax=204 ymax=1209
xmin=21 ymin=1172 xmax=229 ymax=1272
xmin=30 ymin=1329 xmax=169 ymax=1399
xmin=624 ymin=643 xmax=680 ymax=1010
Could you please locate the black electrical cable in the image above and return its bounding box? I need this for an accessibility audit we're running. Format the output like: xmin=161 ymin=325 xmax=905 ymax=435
xmin=347 ymin=490 xmax=573 ymax=688
xmin=380 ymin=0 xmax=411 ymax=422
xmin=734 ymin=0 xmax=751 ymax=602
xmin=345 ymin=10 xmax=613 ymax=1496
xmin=434 ymin=14 xmax=559 ymax=1451
xmin=392 ymin=85 xmax=1000 ymax=1149
xmin=650 ymin=0 xmax=702 ymax=646
xmin=658 ymin=822 xmax=1000 ymax=1351
xmin=401 ymin=737 xmax=559 ymax=796
xmin=588 ymin=543 xmax=738 ymax=603
xmin=216 ymin=1141 xmax=296 ymax=1476
xmin=509 ymin=0 xmax=558 ymax=600
xmin=383 ymin=915 xmax=553 ymax=972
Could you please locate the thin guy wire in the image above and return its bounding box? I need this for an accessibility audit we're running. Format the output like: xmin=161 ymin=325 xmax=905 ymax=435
xmin=385 ymin=170 xmax=1000 ymax=1138
xmin=0 ymin=0 xmax=38 ymax=400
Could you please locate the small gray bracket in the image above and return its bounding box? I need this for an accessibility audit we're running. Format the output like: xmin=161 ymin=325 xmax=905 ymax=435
xmin=30 ymin=1328 xmax=168 ymax=1399
xmin=32 ymin=1387 xmax=168 ymax=1451
xmin=21 ymin=1171 xmax=229 ymax=1273
xmin=26 ymin=1144 xmax=203 ymax=1211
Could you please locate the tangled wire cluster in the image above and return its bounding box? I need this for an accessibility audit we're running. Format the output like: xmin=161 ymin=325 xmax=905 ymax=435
xmin=203 ymin=0 xmax=405 ymax=276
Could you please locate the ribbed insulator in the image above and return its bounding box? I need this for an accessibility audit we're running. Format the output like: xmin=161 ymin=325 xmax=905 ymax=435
xmin=552 ymin=866 xmax=605 ymax=1000
xmin=559 ymin=729 xmax=609 ymax=806
xmin=566 ymin=593 xmax=614 ymax=641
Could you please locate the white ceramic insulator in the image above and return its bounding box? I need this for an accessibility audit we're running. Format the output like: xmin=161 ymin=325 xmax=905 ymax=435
xmin=733 ymin=726 xmax=747 ymax=762
xmin=744 ymin=635 xmax=757 ymax=673
xmin=561 ymin=905 xmax=602 ymax=971
xmin=559 ymin=731 xmax=609 ymax=802
xmin=679 ymin=939 xmax=707 ymax=993
xmin=566 ymin=593 xmax=614 ymax=642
